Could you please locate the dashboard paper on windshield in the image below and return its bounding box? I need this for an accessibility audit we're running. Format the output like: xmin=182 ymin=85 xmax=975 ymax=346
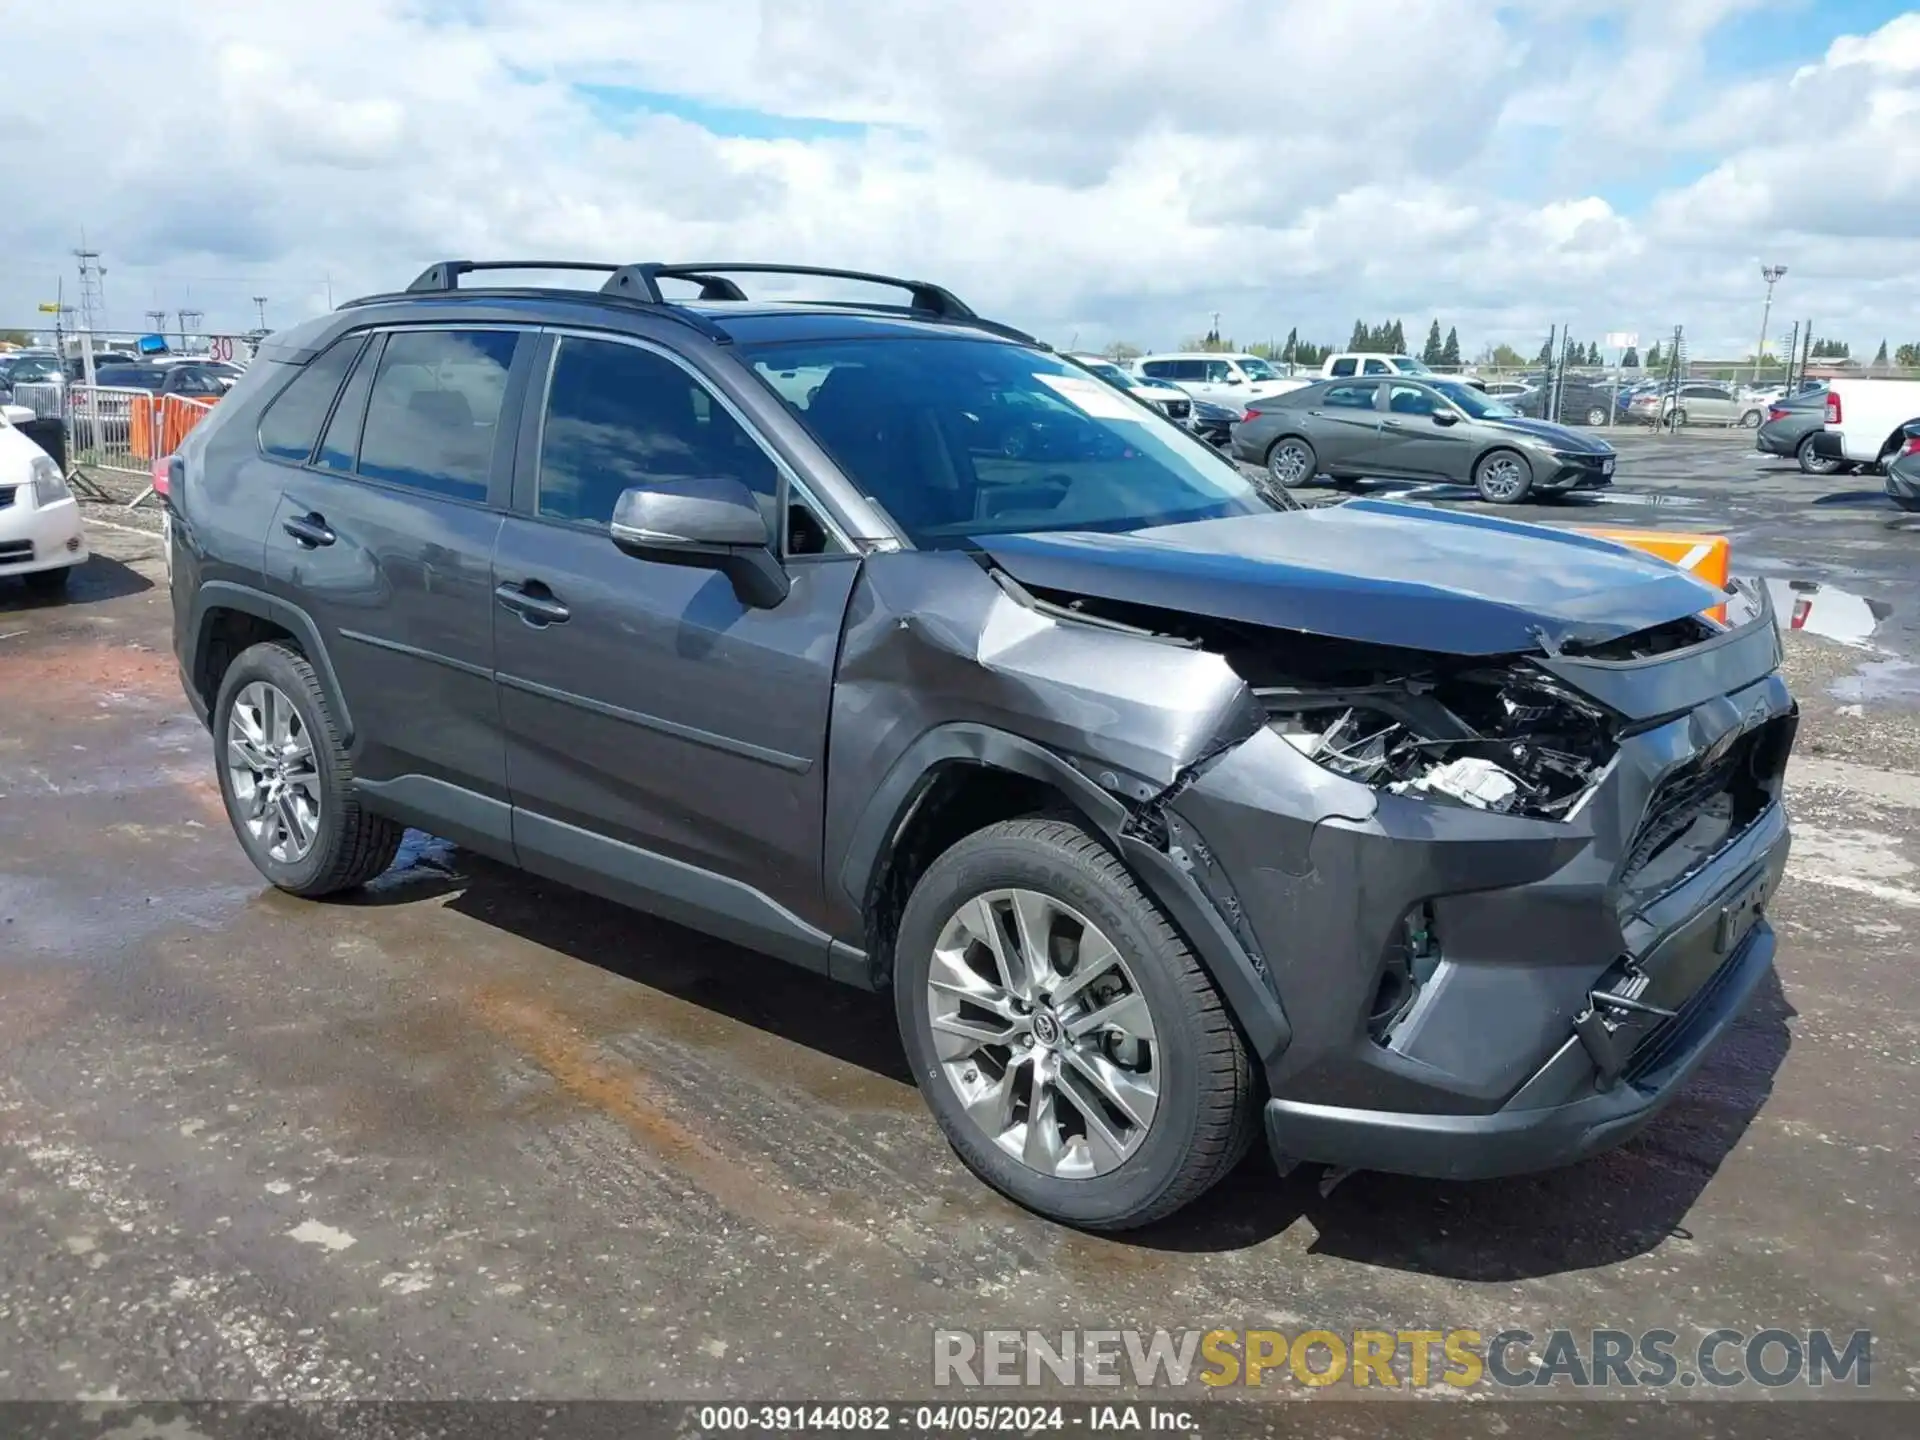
xmin=1035 ymin=373 xmax=1145 ymax=422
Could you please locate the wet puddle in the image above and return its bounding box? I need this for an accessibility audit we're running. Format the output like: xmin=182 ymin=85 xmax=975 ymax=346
xmin=1761 ymin=578 xmax=1891 ymax=647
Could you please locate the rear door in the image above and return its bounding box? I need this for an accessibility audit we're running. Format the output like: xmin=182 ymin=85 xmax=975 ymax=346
xmin=492 ymin=330 xmax=861 ymax=960
xmin=258 ymin=325 xmax=530 ymax=851
xmin=1302 ymin=381 xmax=1384 ymax=472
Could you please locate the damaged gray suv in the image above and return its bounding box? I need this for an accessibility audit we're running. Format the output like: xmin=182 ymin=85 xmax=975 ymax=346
xmin=169 ymin=262 xmax=1796 ymax=1230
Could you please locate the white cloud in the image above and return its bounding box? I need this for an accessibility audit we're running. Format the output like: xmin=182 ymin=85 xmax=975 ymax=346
xmin=0 ymin=0 xmax=1916 ymax=358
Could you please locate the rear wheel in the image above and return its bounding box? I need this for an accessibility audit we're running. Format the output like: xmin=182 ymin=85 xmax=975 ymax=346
xmin=1740 ymin=409 xmax=1764 ymax=429
xmin=1796 ymin=433 xmax=1845 ymax=476
xmin=1265 ymin=436 xmax=1317 ymax=489
xmin=1670 ymin=407 xmax=1689 ymax=428
xmin=1584 ymin=406 xmax=1608 ymax=427
xmin=894 ymin=817 xmax=1257 ymax=1230
xmin=1473 ymin=448 xmax=1533 ymax=504
xmin=213 ymin=641 xmax=402 ymax=897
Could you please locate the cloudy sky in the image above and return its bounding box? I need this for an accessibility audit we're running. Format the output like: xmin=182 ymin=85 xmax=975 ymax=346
xmin=3 ymin=0 xmax=1917 ymax=360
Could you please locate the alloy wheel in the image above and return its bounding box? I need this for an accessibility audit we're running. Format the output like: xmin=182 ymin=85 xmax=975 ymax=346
xmin=926 ymin=889 xmax=1159 ymax=1179
xmin=225 ymin=681 xmax=321 ymax=863
xmin=1477 ymin=454 xmax=1528 ymax=502
xmin=1267 ymin=440 xmax=1312 ymax=487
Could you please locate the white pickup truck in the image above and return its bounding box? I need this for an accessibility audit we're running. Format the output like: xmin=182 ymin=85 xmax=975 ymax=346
xmin=1319 ymin=352 xmax=1437 ymax=379
xmin=1823 ymin=378 xmax=1920 ymax=468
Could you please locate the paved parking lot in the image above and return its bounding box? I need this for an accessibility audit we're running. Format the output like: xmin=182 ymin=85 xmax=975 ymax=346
xmin=1 ymin=436 xmax=1916 ymax=1407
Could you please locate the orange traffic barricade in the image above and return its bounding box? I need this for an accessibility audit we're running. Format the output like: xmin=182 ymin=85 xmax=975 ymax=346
xmin=131 ymin=393 xmax=219 ymax=462
xmin=1577 ymin=527 xmax=1730 ymax=624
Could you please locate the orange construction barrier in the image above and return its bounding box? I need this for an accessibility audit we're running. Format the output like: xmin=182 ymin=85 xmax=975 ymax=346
xmin=132 ymin=393 xmax=219 ymax=462
xmin=1577 ymin=527 xmax=1730 ymax=624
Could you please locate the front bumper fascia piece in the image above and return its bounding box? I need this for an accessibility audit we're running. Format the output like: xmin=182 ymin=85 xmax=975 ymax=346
xmin=1163 ymin=618 xmax=1797 ymax=1182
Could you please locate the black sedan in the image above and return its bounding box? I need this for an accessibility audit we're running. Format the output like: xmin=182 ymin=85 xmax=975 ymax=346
xmin=1231 ymin=376 xmax=1616 ymax=504
xmin=1185 ymin=396 xmax=1243 ymax=450
xmin=1887 ymin=421 xmax=1920 ymax=513
xmin=1754 ymin=389 xmax=1844 ymax=474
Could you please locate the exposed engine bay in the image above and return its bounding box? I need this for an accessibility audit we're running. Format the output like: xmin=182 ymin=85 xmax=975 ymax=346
xmin=1259 ymin=669 xmax=1616 ymax=819
xmin=1005 ymin=580 xmax=1622 ymax=820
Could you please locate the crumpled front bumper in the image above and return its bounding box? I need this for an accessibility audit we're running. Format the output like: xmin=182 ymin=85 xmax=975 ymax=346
xmin=1160 ymin=613 xmax=1796 ymax=1181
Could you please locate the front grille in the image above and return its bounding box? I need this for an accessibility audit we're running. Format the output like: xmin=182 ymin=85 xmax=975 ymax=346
xmin=0 ymin=485 xmax=15 ymax=510
xmin=0 ymin=540 xmax=34 ymax=566
xmin=1163 ymin=399 xmax=1191 ymax=420
xmin=1622 ymin=721 xmax=1784 ymax=885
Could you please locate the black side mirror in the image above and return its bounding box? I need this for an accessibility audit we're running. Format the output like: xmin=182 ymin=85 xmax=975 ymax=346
xmin=610 ymin=476 xmax=789 ymax=609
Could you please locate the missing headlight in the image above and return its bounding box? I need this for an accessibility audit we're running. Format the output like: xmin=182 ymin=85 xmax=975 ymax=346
xmin=1261 ymin=669 xmax=1615 ymax=820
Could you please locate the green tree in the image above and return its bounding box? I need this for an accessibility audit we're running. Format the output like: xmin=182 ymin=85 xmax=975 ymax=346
xmin=1348 ymin=320 xmax=1368 ymax=351
xmin=1281 ymin=326 xmax=1299 ymax=363
xmin=1535 ymin=337 xmax=1555 ymax=365
xmin=1483 ymin=342 xmax=1525 ymax=368
xmin=0 ymin=330 xmax=33 ymax=348
xmin=1386 ymin=320 xmax=1406 ymax=354
xmin=1441 ymin=326 xmax=1461 ymax=368
xmin=1621 ymin=345 xmax=1640 ymax=368
xmin=1895 ymin=342 xmax=1920 ymax=368
xmin=1646 ymin=340 xmax=1664 ymax=369
xmin=1103 ymin=340 xmax=1142 ymax=362
xmin=1872 ymin=339 xmax=1890 ymax=369
xmin=1180 ymin=334 xmax=1234 ymax=352
xmin=1422 ymin=320 xmax=1443 ymax=365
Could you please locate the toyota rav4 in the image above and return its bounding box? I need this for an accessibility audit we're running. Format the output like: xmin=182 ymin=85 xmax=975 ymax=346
xmin=169 ymin=261 xmax=1796 ymax=1230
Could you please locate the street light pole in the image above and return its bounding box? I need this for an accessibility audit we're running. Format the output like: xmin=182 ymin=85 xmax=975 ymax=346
xmin=1755 ymin=264 xmax=1787 ymax=383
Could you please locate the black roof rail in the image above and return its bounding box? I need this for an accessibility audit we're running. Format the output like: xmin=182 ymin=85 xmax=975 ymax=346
xmin=405 ymin=260 xmax=622 ymax=293
xmin=600 ymin=263 xmax=978 ymax=320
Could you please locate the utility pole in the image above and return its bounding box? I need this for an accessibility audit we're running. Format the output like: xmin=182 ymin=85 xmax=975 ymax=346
xmin=178 ymin=309 xmax=204 ymax=351
xmin=253 ymin=296 xmax=268 ymax=330
xmin=1782 ymin=320 xmax=1800 ymax=391
xmin=1755 ymin=264 xmax=1787 ymax=383
xmin=144 ymin=309 xmax=168 ymax=337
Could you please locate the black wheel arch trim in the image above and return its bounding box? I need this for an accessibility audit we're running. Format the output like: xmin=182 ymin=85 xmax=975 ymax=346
xmin=187 ymin=581 xmax=355 ymax=744
xmin=836 ymin=722 xmax=1293 ymax=1065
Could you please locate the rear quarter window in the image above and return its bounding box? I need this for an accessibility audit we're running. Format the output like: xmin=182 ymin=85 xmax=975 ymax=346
xmin=257 ymin=337 xmax=365 ymax=464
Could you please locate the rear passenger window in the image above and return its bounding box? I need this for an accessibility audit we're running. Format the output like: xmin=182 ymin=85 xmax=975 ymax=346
xmin=1323 ymin=383 xmax=1377 ymax=410
xmin=1328 ymin=358 xmax=1357 ymax=377
xmin=537 ymin=337 xmax=781 ymax=529
xmin=258 ymin=337 xmax=362 ymax=463
xmin=356 ymin=330 xmax=517 ymax=502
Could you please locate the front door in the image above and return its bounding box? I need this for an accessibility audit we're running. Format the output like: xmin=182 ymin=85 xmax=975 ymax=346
xmin=258 ymin=326 xmax=527 ymax=846
xmin=1377 ymin=382 xmax=1474 ymax=480
xmin=492 ymin=331 xmax=860 ymax=960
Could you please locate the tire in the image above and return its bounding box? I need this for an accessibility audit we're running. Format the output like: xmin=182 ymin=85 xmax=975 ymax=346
xmin=1265 ymin=435 xmax=1317 ymax=489
xmin=1584 ymin=407 xmax=1607 ymax=427
xmin=1670 ymin=407 xmax=1689 ymax=428
xmin=893 ymin=817 xmax=1258 ymax=1231
xmin=23 ymin=566 xmax=72 ymax=595
xmin=1796 ymin=434 xmax=1845 ymax=476
xmin=212 ymin=640 xmax=402 ymax=897
xmin=1472 ymin=448 xmax=1534 ymax=504
xmin=1740 ymin=409 xmax=1764 ymax=429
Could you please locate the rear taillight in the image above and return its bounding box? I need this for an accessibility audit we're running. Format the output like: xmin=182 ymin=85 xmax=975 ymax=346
xmin=1826 ymin=393 xmax=1842 ymax=424
xmin=1903 ymin=436 xmax=1920 ymax=457
xmin=1768 ymin=407 xmax=1788 ymax=423
xmin=1791 ymin=598 xmax=1812 ymax=630
xmin=1241 ymin=408 xmax=1261 ymax=421
xmin=150 ymin=454 xmax=171 ymax=498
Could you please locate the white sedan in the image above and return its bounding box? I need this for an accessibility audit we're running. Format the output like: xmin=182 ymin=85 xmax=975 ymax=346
xmin=0 ymin=403 xmax=88 ymax=594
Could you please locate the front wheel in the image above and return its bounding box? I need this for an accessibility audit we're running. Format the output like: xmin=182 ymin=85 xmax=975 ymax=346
xmin=1473 ymin=448 xmax=1534 ymax=504
xmin=894 ymin=817 xmax=1257 ymax=1231
xmin=1265 ymin=436 xmax=1317 ymax=489
xmin=1585 ymin=407 xmax=1608 ymax=427
xmin=1796 ymin=433 xmax=1845 ymax=476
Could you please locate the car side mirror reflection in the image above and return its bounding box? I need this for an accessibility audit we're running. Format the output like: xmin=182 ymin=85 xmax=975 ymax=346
xmin=1432 ymin=411 xmax=1461 ymax=426
xmin=609 ymin=476 xmax=790 ymax=609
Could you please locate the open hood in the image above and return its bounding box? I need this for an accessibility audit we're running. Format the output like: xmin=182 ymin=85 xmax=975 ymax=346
xmin=973 ymin=498 xmax=1723 ymax=657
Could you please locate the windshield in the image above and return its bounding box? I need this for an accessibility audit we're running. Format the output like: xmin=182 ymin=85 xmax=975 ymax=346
xmin=1236 ymin=357 xmax=1280 ymax=380
xmin=744 ymin=336 xmax=1277 ymax=546
xmin=1430 ymin=380 xmax=1519 ymax=419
